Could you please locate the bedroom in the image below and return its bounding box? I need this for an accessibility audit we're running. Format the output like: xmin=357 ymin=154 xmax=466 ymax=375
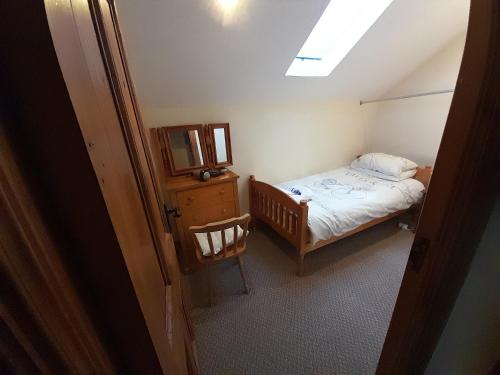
xmin=118 ymin=0 xmax=466 ymax=373
xmin=2 ymin=0 xmax=499 ymax=375
xmin=110 ymin=0 xmax=468 ymax=374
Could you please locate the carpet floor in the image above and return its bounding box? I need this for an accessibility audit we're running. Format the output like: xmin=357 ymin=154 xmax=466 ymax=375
xmin=188 ymin=219 xmax=413 ymax=375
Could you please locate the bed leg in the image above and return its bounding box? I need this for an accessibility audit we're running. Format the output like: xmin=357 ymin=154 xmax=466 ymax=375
xmin=297 ymin=200 xmax=309 ymax=276
xmin=297 ymin=254 xmax=305 ymax=277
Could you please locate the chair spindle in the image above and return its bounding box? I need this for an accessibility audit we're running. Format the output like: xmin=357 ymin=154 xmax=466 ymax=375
xmin=207 ymin=231 xmax=215 ymax=257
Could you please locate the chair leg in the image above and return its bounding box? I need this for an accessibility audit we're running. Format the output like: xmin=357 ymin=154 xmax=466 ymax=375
xmin=237 ymin=256 xmax=249 ymax=294
xmin=206 ymin=265 xmax=214 ymax=306
xmin=297 ymin=254 xmax=305 ymax=277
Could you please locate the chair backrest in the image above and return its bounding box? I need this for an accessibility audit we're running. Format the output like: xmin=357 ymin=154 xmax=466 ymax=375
xmin=189 ymin=214 xmax=251 ymax=259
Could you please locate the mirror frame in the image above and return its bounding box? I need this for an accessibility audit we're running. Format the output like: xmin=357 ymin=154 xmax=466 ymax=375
xmin=163 ymin=124 xmax=209 ymax=176
xmin=207 ymin=123 xmax=232 ymax=168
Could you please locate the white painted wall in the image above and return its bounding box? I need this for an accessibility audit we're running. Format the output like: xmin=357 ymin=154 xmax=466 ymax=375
xmin=136 ymin=34 xmax=465 ymax=212
xmin=365 ymin=34 xmax=466 ymax=166
xmin=143 ymin=102 xmax=376 ymax=211
xmin=116 ymin=1 xmax=467 ymax=213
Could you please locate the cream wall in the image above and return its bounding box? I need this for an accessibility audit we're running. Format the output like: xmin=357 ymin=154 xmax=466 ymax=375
xmin=365 ymin=34 xmax=466 ymax=166
xmin=144 ymin=102 xmax=376 ymax=211
xmin=139 ymin=33 xmax=466 ymax=212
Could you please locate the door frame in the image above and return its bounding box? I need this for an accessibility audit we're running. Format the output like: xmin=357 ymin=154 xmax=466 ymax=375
xmin=377 ymin=0 xmax=500 ymax=372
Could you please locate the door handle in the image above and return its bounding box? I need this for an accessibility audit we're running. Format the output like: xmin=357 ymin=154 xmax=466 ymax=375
xmin=163 ymin=205 xmax=182 ymax=233
xmin=165 ymin=206 xmax=181 ymax=218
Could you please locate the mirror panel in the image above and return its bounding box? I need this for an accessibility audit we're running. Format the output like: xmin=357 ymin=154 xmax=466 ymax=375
xmin=164 ymin=125 xmax=207 ymax=175
xmin=169 ymin=129 xmax=204 ymax=168
xmin=208 ymin=123 xmax=232 ymax=167
xmin=214 ymin=128 xmax=228 ymax=164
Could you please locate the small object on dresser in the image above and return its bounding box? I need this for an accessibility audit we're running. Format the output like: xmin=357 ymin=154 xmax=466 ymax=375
xmin=208 ymin=168 xmax=227 ymax=177
xmin=193 ymin=169 xmax=211 ymax=182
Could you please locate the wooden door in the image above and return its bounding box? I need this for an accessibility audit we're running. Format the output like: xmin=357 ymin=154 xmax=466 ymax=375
xmin=44 ymin=0 xmax=198 ymax=373
xmin=91 ymin=4 xmax=198 ymax=370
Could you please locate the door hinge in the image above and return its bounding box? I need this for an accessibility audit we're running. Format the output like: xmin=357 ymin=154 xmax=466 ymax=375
xmin=409 ymin=236 xmax=430 ymax=272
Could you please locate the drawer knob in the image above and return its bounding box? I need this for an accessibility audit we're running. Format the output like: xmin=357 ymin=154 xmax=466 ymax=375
xmin=222 ymin=208 xmax=227 ymax=213
xmin=219 ymin=188 xmax=225 ymax=195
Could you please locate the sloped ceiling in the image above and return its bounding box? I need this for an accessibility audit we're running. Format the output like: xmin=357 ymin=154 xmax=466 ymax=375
xmin=115 ymin=0 xmax=470 ymax=108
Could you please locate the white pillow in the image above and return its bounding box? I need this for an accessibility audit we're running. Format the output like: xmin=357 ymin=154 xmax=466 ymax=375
xmin=351 ymin=153 xmax=418 ymax=178
xmin=352 ymin=166 xmax=417 ymax=182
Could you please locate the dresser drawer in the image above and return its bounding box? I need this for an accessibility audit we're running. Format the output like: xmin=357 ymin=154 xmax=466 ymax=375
xmin=182 ymin=201 xmax=235 ymax=226
xmin=178 ymin=182 xmax=234 ymax=209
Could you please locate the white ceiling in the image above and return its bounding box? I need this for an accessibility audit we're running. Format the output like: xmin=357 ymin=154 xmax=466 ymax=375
xmin=116 ymin=0 xmax=470 ymax=108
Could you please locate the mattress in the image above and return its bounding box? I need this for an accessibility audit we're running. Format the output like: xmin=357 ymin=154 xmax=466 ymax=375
xmin=275 ymin=167 xmax=425 ymax=244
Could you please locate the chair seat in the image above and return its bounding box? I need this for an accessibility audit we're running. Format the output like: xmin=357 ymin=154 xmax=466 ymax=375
xmin=195 ymin=243 xmax=247 ymax=263
xmin=194 ymin=225 xmax=246 ymax=257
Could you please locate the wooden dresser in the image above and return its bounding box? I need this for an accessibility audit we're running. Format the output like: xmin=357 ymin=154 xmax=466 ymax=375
xmin=165 ymin=171 xmax=240 ymax=271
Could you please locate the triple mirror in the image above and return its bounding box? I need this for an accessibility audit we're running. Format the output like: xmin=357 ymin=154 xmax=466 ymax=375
xmin=158 ymin=123 xmax=232 ymax=176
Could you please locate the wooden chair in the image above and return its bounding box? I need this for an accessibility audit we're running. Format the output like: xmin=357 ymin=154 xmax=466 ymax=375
xmin=189 ymin=213 xmax=251 ymax=306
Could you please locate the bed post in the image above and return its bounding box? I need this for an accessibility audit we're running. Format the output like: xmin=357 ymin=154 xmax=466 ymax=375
xmin=297 ymin=199 xmax=309 ymax=276
xmin=249 ymin=175 xmax=256 ymax=230
xmin=415 ymin=166 xmax=433 ymax=190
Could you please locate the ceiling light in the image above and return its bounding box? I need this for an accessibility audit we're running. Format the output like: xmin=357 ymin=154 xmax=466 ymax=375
xmin=216 ymin=0 xmax=240 ymax=13
xmin=286 ymin=0 xmax=395 ymax=77
xmin=211 ymin=0 xmax=243 ymax=26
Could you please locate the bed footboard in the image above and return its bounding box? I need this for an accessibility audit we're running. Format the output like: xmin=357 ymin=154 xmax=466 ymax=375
xmin=249 ymin=176 xmax=309 ymax=272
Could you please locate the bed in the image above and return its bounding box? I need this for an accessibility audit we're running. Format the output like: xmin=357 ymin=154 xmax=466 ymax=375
xmin=249 ymin=156 xmax=432 ymax=275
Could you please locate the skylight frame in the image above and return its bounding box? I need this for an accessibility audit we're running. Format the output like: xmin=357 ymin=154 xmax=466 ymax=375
xmin=286 ymin=0 xmax=395 ymax=77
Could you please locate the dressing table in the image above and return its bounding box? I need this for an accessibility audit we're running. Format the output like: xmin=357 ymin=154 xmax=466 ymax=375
xmin=152 ymin=123 xmax=240 ymax=272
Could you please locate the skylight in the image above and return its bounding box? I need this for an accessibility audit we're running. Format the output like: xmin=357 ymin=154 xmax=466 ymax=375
xmin=286 ymin=0 xmax=395 ymax=77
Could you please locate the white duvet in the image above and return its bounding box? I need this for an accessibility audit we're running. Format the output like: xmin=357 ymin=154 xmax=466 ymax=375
xmin=275 ymin=167 xmax=425 ymax=244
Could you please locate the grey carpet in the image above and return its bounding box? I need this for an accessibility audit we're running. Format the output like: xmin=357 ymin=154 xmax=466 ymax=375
xmin=189 ymin=219 xmax=413 ymax=375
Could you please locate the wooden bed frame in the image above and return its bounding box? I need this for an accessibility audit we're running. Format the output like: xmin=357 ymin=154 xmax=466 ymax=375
xmin=249 ymin=166 xmax=432 ymax=276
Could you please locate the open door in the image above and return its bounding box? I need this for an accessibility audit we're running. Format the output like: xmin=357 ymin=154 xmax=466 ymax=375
xmin=377 ymin=0 xmax=500 ymax=372
xmin=45 ymin=0 xmax=199 ymax=373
